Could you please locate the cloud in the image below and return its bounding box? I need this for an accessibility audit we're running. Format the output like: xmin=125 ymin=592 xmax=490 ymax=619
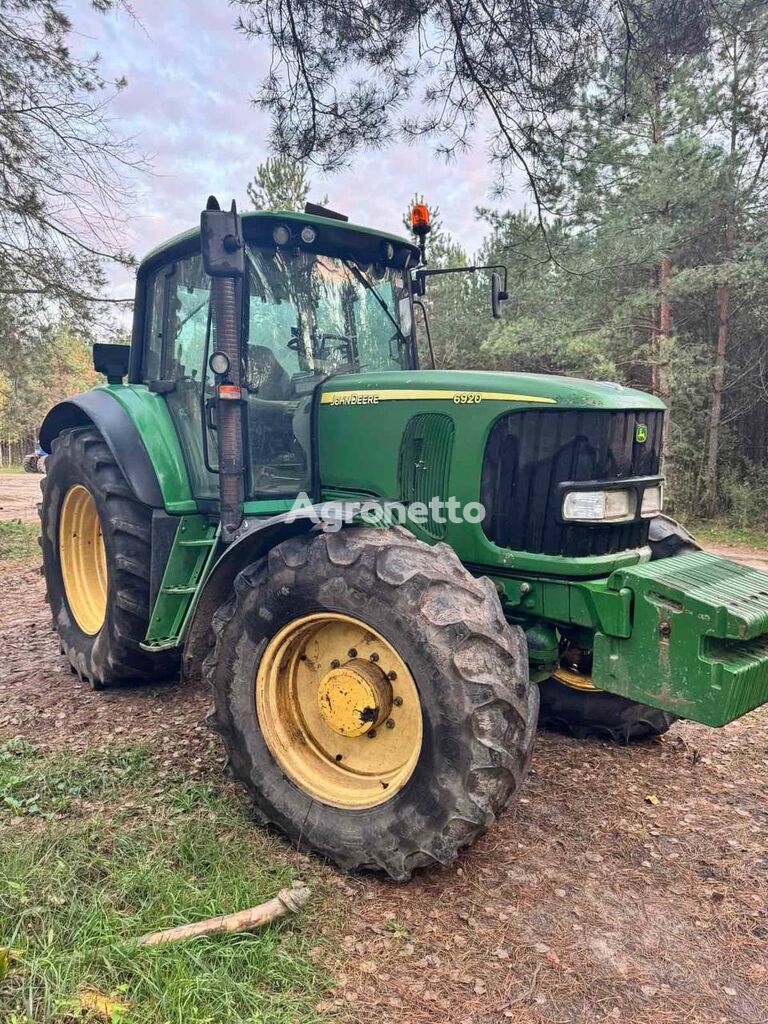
xmin=67 ymin=0 xmax=528 ymax=300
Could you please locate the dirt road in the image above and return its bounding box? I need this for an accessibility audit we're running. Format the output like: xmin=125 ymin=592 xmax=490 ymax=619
xmin=2 ymin=476 xmax=767 ymax=1023
xmin=0 ymin=472 xmax=40 ymax=523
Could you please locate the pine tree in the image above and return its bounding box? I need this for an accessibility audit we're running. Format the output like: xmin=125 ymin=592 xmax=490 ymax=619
xmin=246 ymin=156 xmax=327 ymax=211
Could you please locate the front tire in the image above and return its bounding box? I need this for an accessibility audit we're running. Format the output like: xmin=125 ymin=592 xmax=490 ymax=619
xmin=538 ymin=677 xmax=676 ymax=743
xmin=539 ymin=515 xmax=699 ymax=742
xmin=40 ymin=426 xmax=178 ymax=688
xmin=204 ymin=526 xmax=538 ymax=880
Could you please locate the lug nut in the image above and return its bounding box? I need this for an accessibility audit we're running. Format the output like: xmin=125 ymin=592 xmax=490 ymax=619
xmin=386 ymin=719 xmax=395 ymax=729
xmin=387 ymin=671 xmax=397 ymax=681
xmin=330 ymin=659 xmax=340 ymax=669
xmin=348 ymin=648 xmax=357 ymax=658
xmin=369 ymin=652 xmax=379 ymax=662
xmin=367 ymin=729 xmax=377 ymax=739
xmin=393 ymin=696 xmax=403 ymax=706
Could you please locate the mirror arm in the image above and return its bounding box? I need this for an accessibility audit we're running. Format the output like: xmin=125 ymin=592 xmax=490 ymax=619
xmin=415 ymin=263 xmax=508 ymax=294
xmin=413 ymin=299 xmax=436 ymax=370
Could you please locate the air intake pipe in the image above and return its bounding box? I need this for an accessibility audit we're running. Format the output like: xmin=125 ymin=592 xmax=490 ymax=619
xmin=201 ymin=197 xmax=245 ymax=543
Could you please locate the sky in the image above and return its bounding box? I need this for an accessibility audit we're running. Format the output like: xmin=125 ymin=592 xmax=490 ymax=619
xmin=67 ymin=0 xmax=527 ymax=301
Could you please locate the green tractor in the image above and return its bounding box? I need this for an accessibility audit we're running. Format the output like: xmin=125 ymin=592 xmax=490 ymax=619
xmin=39 ymin=199 xmax=768 ymax=879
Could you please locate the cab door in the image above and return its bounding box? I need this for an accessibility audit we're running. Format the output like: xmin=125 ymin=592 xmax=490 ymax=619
xmin=141 ymin=252 xmax=218 ymax=500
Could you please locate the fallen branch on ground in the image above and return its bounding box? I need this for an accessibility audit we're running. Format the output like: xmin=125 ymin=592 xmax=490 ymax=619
xmin=136 ymin=885 xmax=311 ymax=947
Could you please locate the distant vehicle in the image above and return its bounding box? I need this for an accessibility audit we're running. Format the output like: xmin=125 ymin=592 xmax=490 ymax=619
xmin=22 ymin=444 xmax=47 ymax=474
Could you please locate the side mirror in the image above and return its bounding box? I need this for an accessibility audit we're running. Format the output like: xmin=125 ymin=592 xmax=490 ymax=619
xmin=491 ymin=272 xmax=508 ymax=319
xmin=200 ymin=196 xmax=244 ymax=279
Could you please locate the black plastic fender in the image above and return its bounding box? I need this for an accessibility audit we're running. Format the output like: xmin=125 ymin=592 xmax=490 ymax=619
xmin=39 ymin=391 xmax=163 ymax=508
xmin=648 ymin=513 xmax=701 ymax=559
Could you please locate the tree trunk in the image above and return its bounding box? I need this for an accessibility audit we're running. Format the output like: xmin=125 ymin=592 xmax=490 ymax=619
xmin=649 ymin=268 xmax=660 ymax=396
xmin=650 ymin=107 xmax=674 ymax=484
xmin=658 ymin=247 xmax=673 ymax=481
xmin=704 ymin=219 xmax=734 ymax=517
xmin=703 ymin=29 xmax=740 ymax=520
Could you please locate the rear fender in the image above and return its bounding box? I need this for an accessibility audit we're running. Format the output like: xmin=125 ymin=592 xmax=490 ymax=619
xmin=40 ymin=391 xmax=163 ymax=508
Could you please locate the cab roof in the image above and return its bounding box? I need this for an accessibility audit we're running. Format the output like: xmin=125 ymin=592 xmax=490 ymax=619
xmin=139 ymin=209 xmax=420 ymax=273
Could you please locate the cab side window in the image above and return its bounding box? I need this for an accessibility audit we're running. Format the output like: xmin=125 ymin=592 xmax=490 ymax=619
xmin=162 ymin=253 xmax=217 ymax=499
xmin=142 ymin=266 xmax=167 ymax=382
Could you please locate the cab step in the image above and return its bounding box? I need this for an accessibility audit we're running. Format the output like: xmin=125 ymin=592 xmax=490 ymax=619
xmin=141 ymin=516 xmax=220 ymax=652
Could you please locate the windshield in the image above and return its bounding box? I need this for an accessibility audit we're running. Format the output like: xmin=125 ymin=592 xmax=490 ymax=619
xmin=245 ymin=246 xmax=413 ymax=389
xmin=242 ymin=245 xmax=413 ymax=498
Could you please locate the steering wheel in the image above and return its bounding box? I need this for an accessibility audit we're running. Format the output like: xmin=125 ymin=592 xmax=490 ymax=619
xmin=319 ymin=333 xmax=355 ymax=362
xmin=319 ymin=332 xmax=352 ymax=345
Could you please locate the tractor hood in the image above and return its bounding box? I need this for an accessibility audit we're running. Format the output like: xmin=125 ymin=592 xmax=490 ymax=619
xmin=319 ymin=369 xmax=665 ymax=412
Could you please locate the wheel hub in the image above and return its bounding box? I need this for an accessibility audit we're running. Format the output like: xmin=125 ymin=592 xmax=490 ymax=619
xmin=255 ymin=612 xmax=422 ymax=808
xmin=317 ymin=661 xmax=393 ymax=737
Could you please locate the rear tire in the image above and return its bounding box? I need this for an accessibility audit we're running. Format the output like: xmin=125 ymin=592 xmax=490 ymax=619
xmin=204 ymin=526 xmax=538 ymax=880
xmin=40 ymin=426 xmax=178 ymax=688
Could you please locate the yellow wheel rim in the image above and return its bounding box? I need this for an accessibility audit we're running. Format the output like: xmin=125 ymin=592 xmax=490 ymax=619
xmin=256 ymin=613 xmax=423 ymax=809
xmin=553 ymin=665 xmax=601 ymax=692
xmin=59 ymin=484 xmax=108 ymax=635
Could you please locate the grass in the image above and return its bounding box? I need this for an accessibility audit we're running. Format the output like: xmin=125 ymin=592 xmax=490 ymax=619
xmin=691 ymin=519 xmax=768 ymax=549
xmin=0 ymin=522 xmax=38 ymax=562
xmin=0 ymin=740 xmax=332 ymax=1024
xmin=0 ymin=466 xmax=24 ymax=475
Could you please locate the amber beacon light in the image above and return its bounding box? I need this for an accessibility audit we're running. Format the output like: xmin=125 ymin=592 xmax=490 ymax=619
xmin=410 ymin=203 xmax=431 ymax=237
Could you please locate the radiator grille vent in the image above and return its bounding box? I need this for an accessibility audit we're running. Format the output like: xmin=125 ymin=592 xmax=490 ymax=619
xmin=399 ymin=414 xmax=455 ymax=539
xmin=480 ymin=408 xmax=664 ymax=556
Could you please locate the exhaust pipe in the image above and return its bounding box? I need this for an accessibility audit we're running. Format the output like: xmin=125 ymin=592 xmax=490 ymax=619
xmin=201 ymin=197 xmax=245 ymax=543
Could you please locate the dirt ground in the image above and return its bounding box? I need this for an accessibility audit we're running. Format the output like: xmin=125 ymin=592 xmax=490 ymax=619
xmin=1 ymin=478 xmax=767 ymax=1024
xmin=0 ymin=472 xmax=41 ymax=523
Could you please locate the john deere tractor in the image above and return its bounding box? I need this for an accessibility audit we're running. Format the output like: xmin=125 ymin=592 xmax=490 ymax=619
xmin=39 ymin=199 xmax=768 ymax=879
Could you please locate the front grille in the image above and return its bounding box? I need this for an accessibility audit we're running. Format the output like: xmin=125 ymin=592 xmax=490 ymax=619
xmin=480 ymin=408 xmax=664 ymax=557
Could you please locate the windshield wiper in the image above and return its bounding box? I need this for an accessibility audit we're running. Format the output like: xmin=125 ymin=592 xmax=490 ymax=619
xmin=344 ymin=260 xmax=410 ymax=349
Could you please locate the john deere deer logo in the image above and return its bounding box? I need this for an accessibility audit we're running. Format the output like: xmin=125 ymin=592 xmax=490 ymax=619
xmin=635 ymin=424 xmax=648 ymax=444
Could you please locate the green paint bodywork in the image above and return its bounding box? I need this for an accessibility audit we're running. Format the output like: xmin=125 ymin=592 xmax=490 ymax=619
xmin=142 ymin=516 xmax=220 ymax=650
xmin=592 ymin=552 xmax=768 ymax=726
xmin=96 ymin=383 xmax=196 ymax=513
xmin=318 ymin=369 xmax=664 ymax=578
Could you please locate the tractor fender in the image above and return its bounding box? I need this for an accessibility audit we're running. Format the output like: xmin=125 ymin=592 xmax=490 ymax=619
xmin=182 ymin=508 xmax=333 ymax=682
xmin=39 ymin=391 xmax=163 ymax=508
xmin=648 ymin=513 xmax=701 ymax=559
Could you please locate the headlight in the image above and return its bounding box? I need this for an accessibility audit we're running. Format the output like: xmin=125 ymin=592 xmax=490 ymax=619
xmin=562 ymin=489 xmax=635 ymax=523
xmin=641 ymin=484 xmax=663 ymax=517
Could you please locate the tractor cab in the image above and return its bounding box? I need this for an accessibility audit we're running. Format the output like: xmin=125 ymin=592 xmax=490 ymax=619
xmin=131 ymin=205 xmax=420 ymax=515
